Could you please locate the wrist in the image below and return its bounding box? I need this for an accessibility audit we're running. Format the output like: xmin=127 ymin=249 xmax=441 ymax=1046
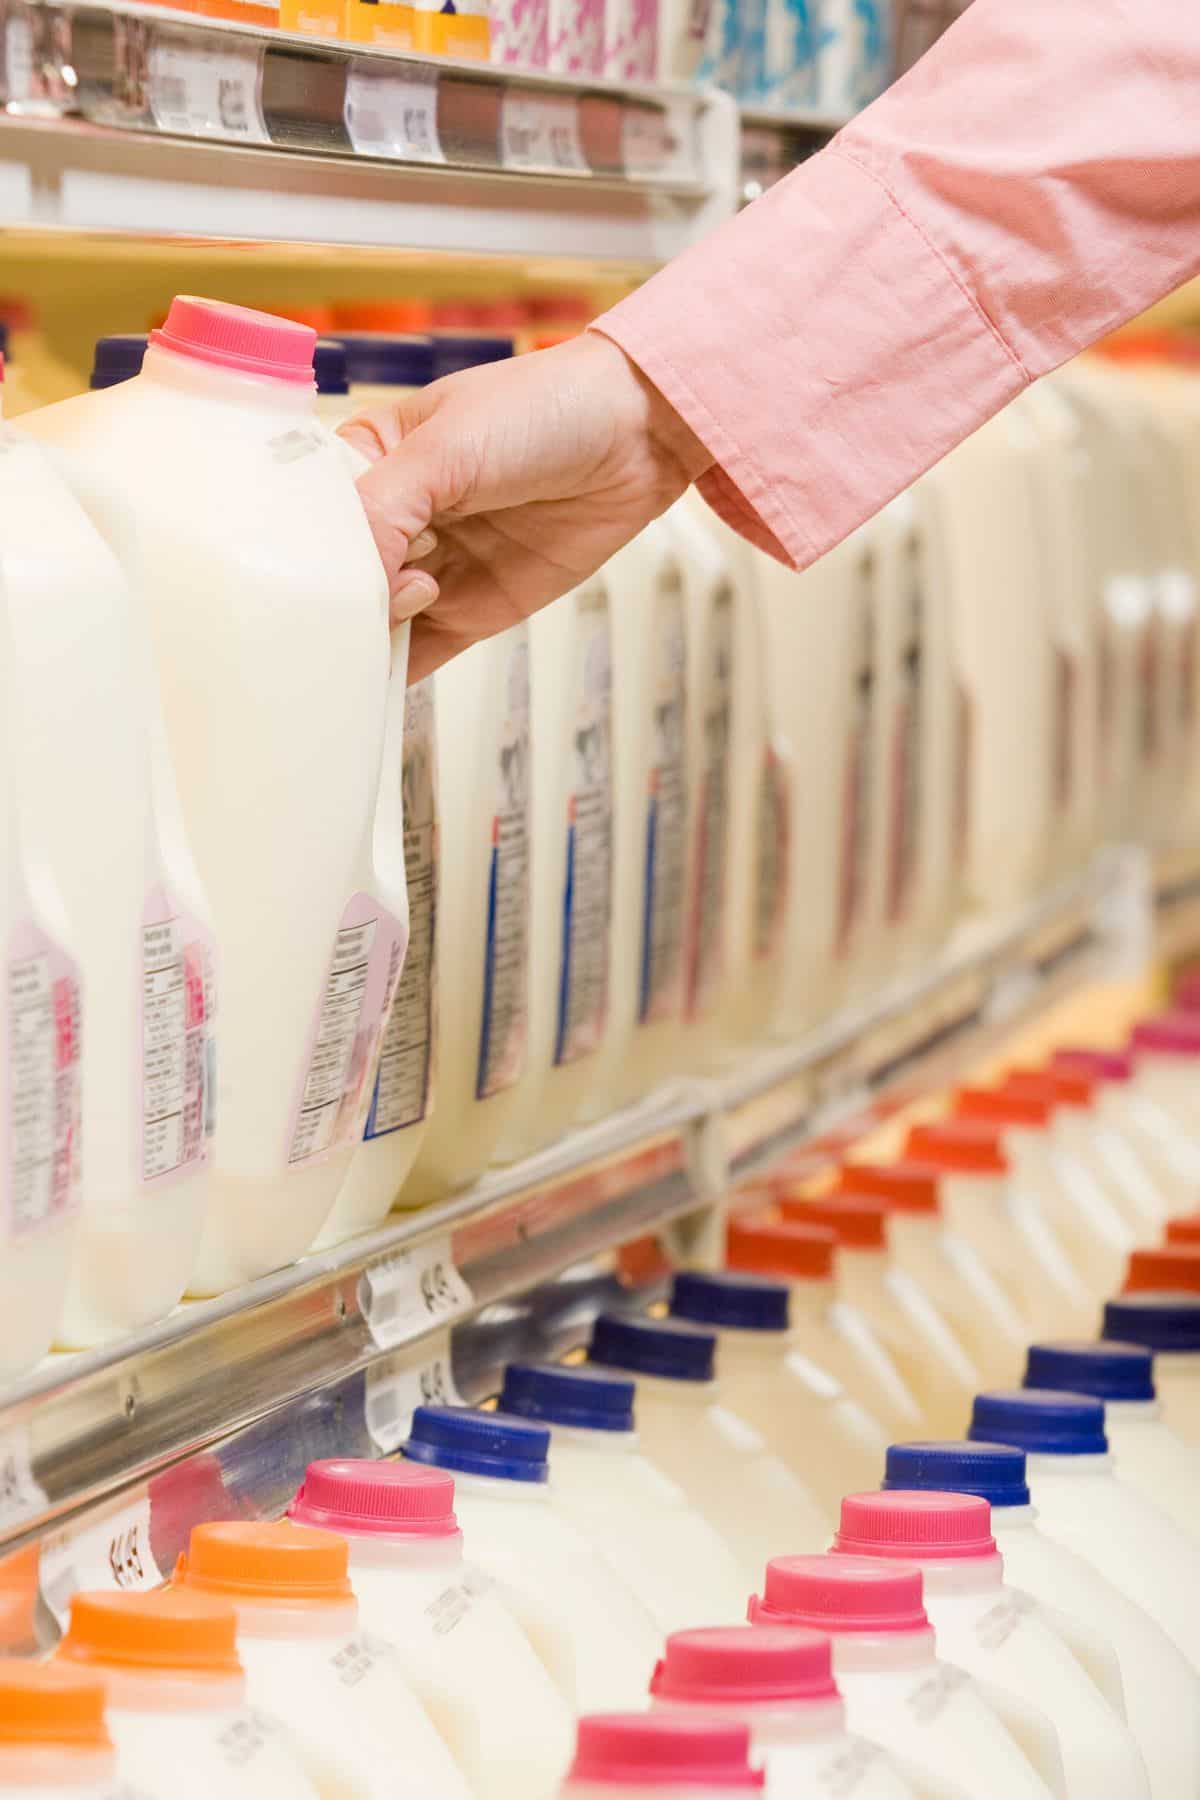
xmin=582 ymin=326 xmax=714 ymax=485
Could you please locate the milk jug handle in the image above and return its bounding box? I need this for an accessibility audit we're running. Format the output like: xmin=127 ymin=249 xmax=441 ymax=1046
xmin=970 ymin=1673 xmax=1069 ymax=1800
xmin=883 ymin=1752 xmax=972 ymax=1800
xmin=1032 ymin=1597 xmax=1127 ymax=1719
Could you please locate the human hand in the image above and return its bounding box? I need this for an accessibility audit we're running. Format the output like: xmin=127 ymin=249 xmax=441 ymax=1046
xmin=339 ymin=331 xmax=712 ymax=682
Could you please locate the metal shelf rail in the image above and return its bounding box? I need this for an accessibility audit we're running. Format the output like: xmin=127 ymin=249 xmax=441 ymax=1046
xmin=0 ymin=844 xmax=1171 ymax=1645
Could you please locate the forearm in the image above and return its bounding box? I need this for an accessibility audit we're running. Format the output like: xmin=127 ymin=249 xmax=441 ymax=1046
xmin=594 ymin=0 xmax=1200 ymax=567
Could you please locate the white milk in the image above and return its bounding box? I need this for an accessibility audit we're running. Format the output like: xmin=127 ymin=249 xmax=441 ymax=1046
xmin=1102 ymin=1293 xmax=1200 ymax=1445
xmin=776 ymin=1190 xmax=981 ymax=1435
xmin=403 ymin=626 xmax=532 ymax=1204
xmin=1023 ymin=1338 xmax=1200 ymax=1542
xmin=578 ymin=520 xmax=689 ymax=1121
xmin=831 ymin=1489 xmax=1150 ymax=1798
xmin=758 ymin=529 xmax=880 ymax=1038
xmin=173 ymin=1519 xmax=472 ymax=1800
xmin=969 ymin=1389 xmax=1200 ymax=1669
xmin=560 ymin=1714 xmax=767 ymax=1796
xmin=25 ymin=297 xmax=397 ymax=1293
xmin=883 ymin=1438 xmax=1200 ymax=1800
xmin=586 ymin=1308 xmax=836 ymax=1577
xmin=287 ymin=1458 xmax=574 ymax=1800
xmin=1052 ymin=1047 xmax=1193 ymax=1229
xmin=2 ymin=362 xmax=213 ymax=1349
xmin=495 ymin=576 xmax=614 ymax=1160
xmin=834 ymin=1160 xmax=1028 ymax=1386
xmin=402 ymin=1402 xmax=661 ymax=1711
xmin=725 ymin=1215 xmax=925 ymax=1436
xmin=747 ymin=1556 xmax=1063 ymax=1797
xmin=1128 ymin=1013 xmax=1200 ymax=1141
xmin=649 ymin=1624 xmax=916 ymax=1797
xmin=1034 ymin=1054 xmax=1173 ymax=1242
xmin=0 ymin=1662 xmax=118 ymax=1799
xmin=922 ymin=405 xmax=1055 ymax=916
xmin=497 ymin=1359 xmax=748 ymax=1631
xmin=667 ymin=1266 xmax=892 ymax=1515
xmin=54 ymin=1589 xmax=318 ymax=1800
xmin=905 ymin=1119 xmax=1096 ymax=1337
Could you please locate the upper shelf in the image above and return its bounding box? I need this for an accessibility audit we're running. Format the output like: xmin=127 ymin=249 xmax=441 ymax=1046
xmin=0 ymin=0 xmax=744 ymax=260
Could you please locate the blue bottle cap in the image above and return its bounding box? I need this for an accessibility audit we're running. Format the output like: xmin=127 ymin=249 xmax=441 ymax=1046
xmin=669 ymin=1270 xmax=790 ymax=1334
xmin=338 ymin=332 xmax=434 ymax=390
xmin=431 ymin=334 xmax=514 ymax=379
xmin=499 ymin=1362 xmax=635 ymax=1433
xmin=312 ymin=337 xmax=349 ymax=397
xmin=1103 ymin=1294 xmax=1200 ymax=1354
xmin=403 ymin=1404 xmax=549 ymax=1483
xmin=969 ymin=1389 xmax=1108 ymax=1457
xmin=883 ymin=1440 xmax=1031 ymax=1508
xmin=588 ymin=1312 xmax=716 ymax=1383
xmin=89 ymin=334 xmax=149 ymax=389
xmin=1025 ymin=1339 xmax=1155 ymax=1404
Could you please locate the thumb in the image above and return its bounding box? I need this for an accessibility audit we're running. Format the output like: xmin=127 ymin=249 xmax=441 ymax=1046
xmin=352 ymin=416 xmax=446 ymax=595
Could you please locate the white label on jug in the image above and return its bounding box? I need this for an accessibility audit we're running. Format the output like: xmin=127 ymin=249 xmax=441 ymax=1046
xmin=905 ymin=1661 xmax=968 ymax=1725
xmin=425 ymin=1565 xmax=493 ymax=1637
xmin=974 ymin=1588 xmax=1035 ymax=1651
xmin=288 ymin=894 xmax=400 ymax=1167
xmin=554 ymin=586 xmax=613 ymax=1066
xmin=365 ymin=681 xmax=437 ymax=1139
xmin=216 ymin=1712 xmax=274 ymax=1769
xmin=1052 ymin=643 xmax=1076 ymax=816
xmin=140 ymin=890 xmax=214 ymax=1186
xmin=686 ymin=582 xmax=734 ymax=1020
xmin=40 ymin=1495 xmax=162 ymax=1629
xmin=330 ymin=1634 xmax=399 ymax=1687
xmin=7 ymin=922 xmax=80 ymax=1239
xmin=835 ymin=568 xmax=876 ymax=956
xmin=639 ymin=571 xmax=689 ymax=1022
xmin=0 ymin=1426 xmax=46 ymax=1528
xmin=752 ymin=741 xmax=789 ymax=961
xmin=361 ymin=1234 xmax=473 ymax=1350
xmin=886 ymin=546 xmax=924 ymax=923
xmin=365 ymin=1331 xmax=460 ymax=1450
xmin=477 ymin=632 xmax=532 ymax=1100
xmin=816 ymin=1737 xmax=888 ymax=1796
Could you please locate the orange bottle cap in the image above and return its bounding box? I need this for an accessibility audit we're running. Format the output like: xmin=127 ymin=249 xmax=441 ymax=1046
xmin=1004 ymin=1068 xmax=1095 ymax=1109
xmin=0 ymin=1663 xmax=111 ymax=1747
xmin=833 ymin=1162 xmax=941 ymax=1215
xmin=905 ymin=1120 xmax=1010 ymax=1176
xmin=726 ymin=1218 xmax=836 ymax=1282
xmin=332 ymin=299 xmax=433 ymax=333
xmin=1124 ymin=1246 xmax=1200 ymax=1295
xmin=778 ymin=1194 xmax=887 ymax=1250
xmin=176 ymin=1520 xmax=353 ymax=1607
xmin=58 ymin=1589 xmax=241 ymax=1677
xmin=1166 ymin=1216 xmax=1200 ymax=1246
xmin=955 ymin=1087 xmax=1055 ymax=1129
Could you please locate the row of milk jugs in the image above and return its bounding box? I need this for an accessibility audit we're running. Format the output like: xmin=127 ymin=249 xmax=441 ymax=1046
xmin=0 ymin=295 xmax=1178 ymax=1369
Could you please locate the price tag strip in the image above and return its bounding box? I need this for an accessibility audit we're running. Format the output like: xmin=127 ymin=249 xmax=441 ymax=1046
xmin=364 ymin=1329 xmax=462 ymax=1452
xmin=147 ymin=31 xmax=268 ymax=144
xmin=39 ymin=1491 xmax=162 ymax=1630
xmin=361 ymin=1233 xmax=473 ymax=1352
xmin=345 ymin=61 xmax=443 ymax=164
xmin=499 ymin=89 xmax=587 ymax=176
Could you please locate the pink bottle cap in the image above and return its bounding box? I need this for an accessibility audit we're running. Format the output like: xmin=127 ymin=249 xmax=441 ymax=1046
xmin=288 ymin=1460 xmax=458 ymax=1538
xmin=1051 ymin=1047 xmax=1134 ymax=1084
xmin=567 ymin=1715 xmax=764 ymax=1789
xmin=748 ymin=1555 xmax=928 ymax=1634
xmin=1173 ymin=970 xmax=1200 ymax=1012
xmin=150 ymin=296 xmax=316 ymax=386
xmin=1131 ymin=1013 xmax=1200 ymax=1058
xmin=833 ymin=1491 xmax=997 ymax=1562
xmin=650 ymin=1626 xmax=838 ymax=1706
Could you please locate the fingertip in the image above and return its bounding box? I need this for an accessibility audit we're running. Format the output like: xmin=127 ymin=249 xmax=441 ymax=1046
xmin=390 ymin=570 xmax=439 ymax=627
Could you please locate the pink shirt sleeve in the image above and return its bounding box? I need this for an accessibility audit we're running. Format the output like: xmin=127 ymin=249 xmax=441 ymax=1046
xmin=594 ymin=0 xmax=1200 ymax=568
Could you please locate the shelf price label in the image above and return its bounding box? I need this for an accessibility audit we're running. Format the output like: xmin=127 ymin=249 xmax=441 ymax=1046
xmin=361 ymin=1234 xmax=473 ymax=1351
xmin=499 ymin=90 xmax=587 ymax=175
xmin=345 ymin=62 xmax=443 ymax=164
xmin=364 ymin=1330 xmax=461 ymax=1451
xmin=147 ymin=33 xmax=268 ymax=144
xmin=39 ymin=1493 xmax=162 ymax=1631
xmin=621 ymin=99 xmax=667 ymax=180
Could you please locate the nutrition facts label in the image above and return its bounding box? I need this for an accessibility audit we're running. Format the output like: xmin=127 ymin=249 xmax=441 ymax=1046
xmin=7 ymin=928 xmax=80 ymax=1238
xmin=639 ymin=572 xmax=688 ymax=1023
xmin=477 ymin=630 xmax=532 ymax=1100
xmin=141 ymin=893 xmax=213 ymax=1185
xmin=289 ymin=894 xmax=397 ymax=1166
xmin=753 ymin=742 xmax=789 ymax=961
xmin=555 ymin=586 xmax=613 ymax=1066
xmin=366 ymin=680 xmax=437 ymax=1138
xmin=686 ymin=582 xmax=734 ymax=1020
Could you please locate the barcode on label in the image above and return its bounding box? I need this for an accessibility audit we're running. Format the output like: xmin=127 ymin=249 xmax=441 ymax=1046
xmin=147 ymin=36 xmax=267 ymax=142
xmin=365 ymin=1331 xmax=460 ymax=1449
xmin=39 ymin=1495 xmax=162 ymax=1630
xmin=344 ymin=62 xmax=443 ymax=162
xmin=361 ymin=1237 xmax=472 ymax=1351
xmin=500 ymin=91 xmax=587 ymax=174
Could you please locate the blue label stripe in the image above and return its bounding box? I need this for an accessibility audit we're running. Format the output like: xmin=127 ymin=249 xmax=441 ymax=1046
xmin=638 ymin=798 xmax=658 ymax=1024
xmin=554 ymin=822 xmax=577 ymax=1066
